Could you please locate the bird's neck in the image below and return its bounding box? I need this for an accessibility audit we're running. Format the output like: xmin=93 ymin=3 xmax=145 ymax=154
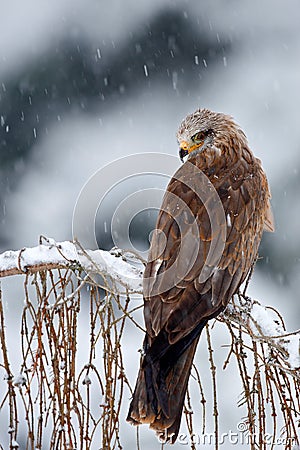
xmin=191 ymin=143 xmax=254 ymax=178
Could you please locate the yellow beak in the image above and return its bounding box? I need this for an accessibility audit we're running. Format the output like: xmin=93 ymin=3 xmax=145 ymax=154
xmin=179 ymin=140 xmax=204 ymax=154
xmin=179 ymin=141 xmax=189 ymax=151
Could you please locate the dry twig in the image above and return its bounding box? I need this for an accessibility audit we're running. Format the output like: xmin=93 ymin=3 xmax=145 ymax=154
xmin=0 ymin=241 xmax=299 ymax=449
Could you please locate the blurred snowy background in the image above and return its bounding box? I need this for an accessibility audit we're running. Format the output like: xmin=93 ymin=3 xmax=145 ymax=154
xmin=0 ymin=0 xmax=300 ymax=448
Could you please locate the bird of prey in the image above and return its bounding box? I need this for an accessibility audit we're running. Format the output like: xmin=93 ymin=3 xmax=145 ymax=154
xmin=127 ymin=108 xmax=274 ymax=443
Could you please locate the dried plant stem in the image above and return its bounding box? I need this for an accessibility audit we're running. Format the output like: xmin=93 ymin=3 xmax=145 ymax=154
xmin=0 ymin=246 xmax=299 ymax=450
xmin=206 ymin=324 xmax=219 ymax=450
xmin=0 ymin=289 xmax=19 ymax=449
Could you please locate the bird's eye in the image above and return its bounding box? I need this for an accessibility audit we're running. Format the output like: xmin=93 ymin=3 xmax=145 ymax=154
xmin=192 ymin=129 xmax=213 ymax=143
xmin=192 ymin=132 xmax=205 ymax=143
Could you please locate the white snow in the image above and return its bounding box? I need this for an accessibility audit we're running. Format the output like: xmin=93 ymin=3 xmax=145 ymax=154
xmin=0 ymin=240 xmax=143 ymax=293
xmin=82 ymin=248 xmax=143 ymax=291
xmin=0 ymin=241 xmax=77 ymax=272
xmin=82 ymin=374 xmax=92 ymax=385
xmin=13 ymin=373 xmax=26 ymax=387
xmin=251 ymin=303 xmax=300 ymax=369
xmin=251 ymin=303 xmax=282 ymax=336
xmin=286 ymin=335 xmax=300 ymax=369
xmin=143 ymin=64 xmax=149 ymax=77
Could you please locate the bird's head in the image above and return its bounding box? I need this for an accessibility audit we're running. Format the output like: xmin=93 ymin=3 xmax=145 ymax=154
xmin=177 ymin=108 xmax=247 ymax=163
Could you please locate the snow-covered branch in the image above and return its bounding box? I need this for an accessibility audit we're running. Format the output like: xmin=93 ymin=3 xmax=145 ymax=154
xmin=0 ymin=237 xmax=299 ymax=449
xmin=0 ymin=238 xmax=143 ymax=293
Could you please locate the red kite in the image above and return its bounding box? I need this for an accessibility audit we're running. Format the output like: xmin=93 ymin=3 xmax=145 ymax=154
xmin=127 ymin=108 xmax=274 ymax=443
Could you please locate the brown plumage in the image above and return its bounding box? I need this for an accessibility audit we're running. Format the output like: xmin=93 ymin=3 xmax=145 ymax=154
xmin=127 ymin=108 xmax=274 ymax=443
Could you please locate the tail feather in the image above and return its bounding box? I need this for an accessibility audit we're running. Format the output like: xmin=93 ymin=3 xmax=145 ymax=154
xmin=127 ymin=322 xmax=206 ymax=443
xmin=150 ymin=338 xmax=199 ymax=442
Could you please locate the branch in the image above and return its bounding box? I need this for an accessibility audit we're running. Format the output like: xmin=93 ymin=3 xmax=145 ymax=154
xmin=0 ymin=238 xmax=143 ymax=293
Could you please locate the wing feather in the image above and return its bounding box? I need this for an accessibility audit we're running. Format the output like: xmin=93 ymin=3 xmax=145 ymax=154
xmin=144 ymin=153 xmax=270 ymax=343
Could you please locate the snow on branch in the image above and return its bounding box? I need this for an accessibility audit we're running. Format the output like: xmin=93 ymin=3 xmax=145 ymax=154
xmin=0 ymin=236 xmax=299 ymax=449
xmin=0 ymin=237 xmax=143 ymax=293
